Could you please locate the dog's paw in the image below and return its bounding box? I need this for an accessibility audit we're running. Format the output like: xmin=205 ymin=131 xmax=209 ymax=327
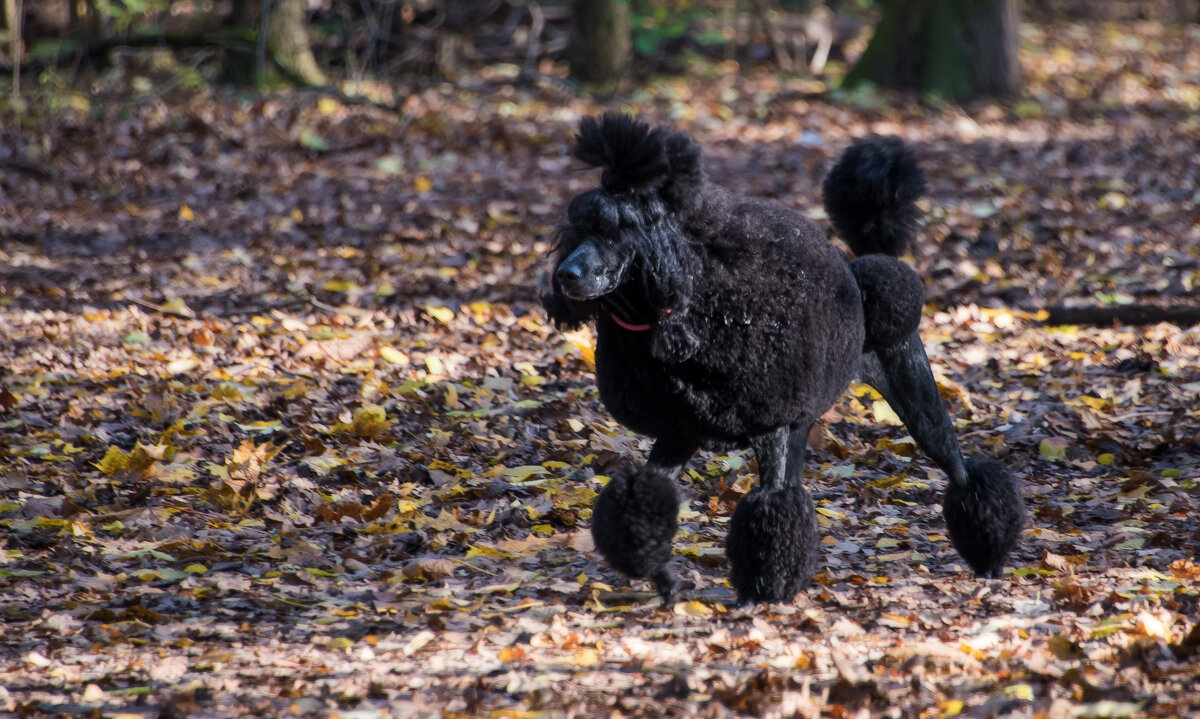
xmin=651 ymin=566 xmax=679 ymax=608
xmin=943 ymin=459 xmax=1025 ymax=579
xmin=651 ymin=315 xmax=699 ymax=363
xmin=725 ymin=485 xmax=820 ymax=604
xmin=591 ymin=464 xmax=680 ymax=581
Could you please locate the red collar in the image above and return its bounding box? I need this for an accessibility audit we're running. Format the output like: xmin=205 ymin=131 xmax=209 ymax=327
xmin=609 ymin=312 xmax=652 ymax=332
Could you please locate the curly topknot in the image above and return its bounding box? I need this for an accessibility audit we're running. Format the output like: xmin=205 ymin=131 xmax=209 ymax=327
xmin=574 ymin=113 xmax=708 ymax=202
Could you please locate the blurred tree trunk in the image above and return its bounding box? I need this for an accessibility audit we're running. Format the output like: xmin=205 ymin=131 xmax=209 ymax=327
xmin=2 ymin=0 xmax=19 ymax=60
xmin=267 ymin=0 xmax=327 ymax=85
xmin=844 ymin=0 xmax=1020 ymax=100
xmin=222 ymin=0 xmax=326 ymax=86
xmin=568 ymin=0 xmax=630 ymax=84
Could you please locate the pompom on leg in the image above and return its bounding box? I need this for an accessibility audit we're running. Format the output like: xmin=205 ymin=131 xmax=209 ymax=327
xmin=943 ymin=459 xmax=1026 ymax=578
xmin=591 ymin=463 xmax=681 ymax=605
xmin=725 ymin=485 xmax=820 ymax=606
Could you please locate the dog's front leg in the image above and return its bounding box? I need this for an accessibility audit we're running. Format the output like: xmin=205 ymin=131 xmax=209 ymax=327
xmin=859 ymin=332 xmax=1025 ymax=579
xmin=725 ymin=426 xmax=821 ymax=606
xmin=590 ymin=439 xmax=695 ymax=607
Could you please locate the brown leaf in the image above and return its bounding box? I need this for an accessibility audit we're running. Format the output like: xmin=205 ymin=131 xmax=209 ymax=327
xmin=401 ymin=557 xmax=454 ymax=582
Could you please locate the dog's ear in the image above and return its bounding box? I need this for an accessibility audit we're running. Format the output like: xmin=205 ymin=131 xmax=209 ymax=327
xmin=651 ymin=310 xmax=699 ymax=364
xmin=541 ymin=273 xmax=591 ymax=330
xmin=541 ymin=279 xmax=591 ymax=330
xmin=661 ymin=131 xmax=704 ymax=206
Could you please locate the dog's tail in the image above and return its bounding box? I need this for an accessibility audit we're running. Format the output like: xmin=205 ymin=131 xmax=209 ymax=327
xmin=822 ymin=136 xmax=926 ymax=258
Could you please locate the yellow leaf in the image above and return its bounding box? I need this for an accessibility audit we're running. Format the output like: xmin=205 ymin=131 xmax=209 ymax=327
xmin=871 ymin=399 xmax=901 ymax=425
xmin=498 ymin=646 xmax=525 ymax=662
xmin=850 ymin=381 xmax=883 ymax=400
xmin=160 ymin=298 xmax=194 ymax=317
xmin=344 ymin=404 xmax=391 ymax=439
xmin=566 ymin=419 xmax=585 ymax=433
xmin=940 ymin=700 xmax=964 ymax=716
xmin=562 ymin=328 xmax=596 ymax=370
xmin=1098 ymin=192 xmax=1127 ymax=210
xmin=466 ymin=544 xmax=513 ymax=559
xmin=1076 ymin=395 xmax=1111 ymax=411
xmin=531 ymin=524 xmax=554 ymax=535
xmin=178 ymin=204 xmax=194 ymax=222
xmin=505 ymin=465 xmax=548 ymax=481
xmin=414 ymin=176 xmax=432 ymax=193
xmin=95 ymin=445 xmax=131 ymax=475
xmin=1098 ymin=453 xmax=1115 ymax=465
xmin=322 ymin=280 xmax=357 ymax=293
xmin=572 ymin=648 xmax=600 ymax=667
xmin=1002 ymin=683 xmax=1035 ymax=701
xmin=326 ymin=637 xmax=355 ymax=650
xmin=425 ymin=304 xmax=454 ymax=323
xmin=1134 ymin=612 xmax=1170 ymax=640
xmin=425 ymin=355 xmax=445 ymax=376
xmin=225 ymin=438 xmax=283 ymax=484
xmin=95 ymin=443 xmax=165 ymax=477
xmin=675 ymin=600 xmax=712 ymax=617
xmin=1039 ymin=437 xmax=1068 ymax=461
xmin=317 ymin=97 xmax=340 ymax=115
xmin=815 ymin=506 xmax=845 ymax=519
xmin=166 ymin=357 xmax=199 ymax=375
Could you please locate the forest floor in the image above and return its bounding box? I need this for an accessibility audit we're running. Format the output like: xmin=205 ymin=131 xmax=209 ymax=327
xmin=1 ymin=19 xmax=1199 ymax=719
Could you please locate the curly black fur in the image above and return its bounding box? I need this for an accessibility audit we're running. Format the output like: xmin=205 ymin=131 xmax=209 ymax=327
xmin=725 ymin=485 xmax=820 ymax=604
xmin=544 ymin=115 xmax=1023 ymax=607
xmin=823 ymin=135 xmax=926 ymax=258
xmin=591 ymin=463 xmax=681 ymax=603
xmin=850 ymin=255 xmax=924 ymax=352
xmin=944 ymin=459 xmax=1026 ymax=578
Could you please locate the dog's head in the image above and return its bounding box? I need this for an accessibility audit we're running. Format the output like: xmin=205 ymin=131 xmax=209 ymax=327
xmin=542 ymin=114 xmax=705 ymax=362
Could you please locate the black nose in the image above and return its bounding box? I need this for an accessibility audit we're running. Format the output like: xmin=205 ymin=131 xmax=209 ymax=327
xmin=556 ymin=262 xmax=583 ymax=284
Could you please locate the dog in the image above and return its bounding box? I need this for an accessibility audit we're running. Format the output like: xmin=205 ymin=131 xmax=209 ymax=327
xmin=542 ymin=114 xmax=1025 ymax=606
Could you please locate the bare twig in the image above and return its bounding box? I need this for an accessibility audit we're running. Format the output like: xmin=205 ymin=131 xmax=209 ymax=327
xmin=8 ymin=0 xmax=21 ymax=115
xmin=124 ymin=296 xmax=197 ymax=320
xmin=525 ymin=1 xmax=544 ymax=74
xmin=257 ymin=0 xmax=271 ymax=87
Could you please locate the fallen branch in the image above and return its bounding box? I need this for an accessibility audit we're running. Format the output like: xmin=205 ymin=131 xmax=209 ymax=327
xmin=1043 ymin=303 xmax=1200 ymax=327
xmin=0 ymin=29 xmax=255 ymax=73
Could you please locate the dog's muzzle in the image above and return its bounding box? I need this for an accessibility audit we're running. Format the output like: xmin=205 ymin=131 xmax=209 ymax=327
xmin=555 ymin=241 xmax=620 ymax=300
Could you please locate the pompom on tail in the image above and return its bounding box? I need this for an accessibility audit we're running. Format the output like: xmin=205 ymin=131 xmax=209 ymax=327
xmin=822 ymin=135 xmax=926 ymax=257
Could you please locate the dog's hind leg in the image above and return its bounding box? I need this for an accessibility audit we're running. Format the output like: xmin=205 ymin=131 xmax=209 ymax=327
xmin=591 ymin=440 xmax=695 ymax=607
xmin=725 ymin=425 xmax=821 ymax=606
xmin=859 ymin=332 xmax=1025 ymax=579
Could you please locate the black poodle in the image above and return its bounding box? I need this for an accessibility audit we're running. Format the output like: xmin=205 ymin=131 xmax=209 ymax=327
xmin=542 ymin=114 xmax=1025 ymax=606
